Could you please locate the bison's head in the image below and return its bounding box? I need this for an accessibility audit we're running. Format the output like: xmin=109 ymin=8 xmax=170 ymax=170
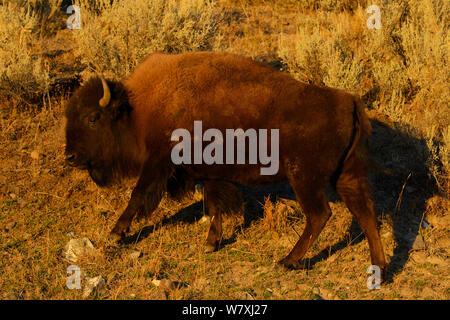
xmin=64 ymin=76 xmax=135 ymax=187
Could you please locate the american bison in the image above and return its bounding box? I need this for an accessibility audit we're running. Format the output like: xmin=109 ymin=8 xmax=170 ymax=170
xmin=65 ymin=51 xmax=386 ymax=280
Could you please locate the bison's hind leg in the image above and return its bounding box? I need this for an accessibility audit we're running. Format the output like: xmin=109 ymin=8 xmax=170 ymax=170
xmin=202 ymin=180 xmax=243 ymax=253
xmin=279 ymin=174 xmax=332 ymax=270
xmin=336 ymin=153 xmax=387 ymax=280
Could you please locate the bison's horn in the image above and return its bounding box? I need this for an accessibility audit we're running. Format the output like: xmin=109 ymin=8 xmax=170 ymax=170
xmin=99 ymin=76 xmax=111 ymax=108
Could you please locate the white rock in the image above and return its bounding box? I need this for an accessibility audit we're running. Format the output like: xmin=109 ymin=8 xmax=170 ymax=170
xmin=412 ymin=234 xmax=426 ymax=250
xmin=62 ymin=237 xmax=96 ymax=263
xmin=421 ymin=220 xmax=430 ymax=229
xmin=199 ymin=215 xmax=211 ymax=224
xmin=82 ymin=276 xmax=105 ymax=298
xmin=128 ymin=251 xmax=142 ymax=260
xmin=234 ymin=291 xmax=255 ymax=300
xmin=151 ymin=279 xmax=161 ymax=287
xmin=152 ymin=279 xmax=176 ymax=290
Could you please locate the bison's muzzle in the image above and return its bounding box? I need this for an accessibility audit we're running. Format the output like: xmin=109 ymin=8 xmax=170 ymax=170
xmin=65 ymin=153 xmax=108 ymax=186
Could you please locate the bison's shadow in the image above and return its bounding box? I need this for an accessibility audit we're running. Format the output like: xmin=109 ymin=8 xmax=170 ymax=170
xmin=125 ymin=119 xmax=437 ymax=282
xmin=366 ymin=119 xmax=437 ymax=281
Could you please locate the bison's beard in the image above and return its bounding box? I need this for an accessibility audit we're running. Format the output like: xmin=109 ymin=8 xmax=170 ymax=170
xmin=88 ymin=166 xmax=111 ymax=187
xmin=86 ymin=157 xmax=142 ymax=187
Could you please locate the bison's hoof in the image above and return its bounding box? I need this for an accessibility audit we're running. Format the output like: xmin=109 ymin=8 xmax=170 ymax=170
xmin=203 ymin=243 xmax=217 ymax=253
xmin=278 ymin=257 xmax=308 ymax=270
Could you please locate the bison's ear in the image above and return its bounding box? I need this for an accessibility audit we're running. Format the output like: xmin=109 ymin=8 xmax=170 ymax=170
xmin=106 ymin=81 xmax=133 ymax=120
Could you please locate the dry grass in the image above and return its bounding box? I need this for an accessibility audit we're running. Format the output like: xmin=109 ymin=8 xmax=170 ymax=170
xmin=0 ymin=0 xmax=448 ymax=300
xmin=72 ymin=0 xmax=220 ymax=79
xmin=0 ymin=2 xmax=50 ymax=105
xmin=276 ymin=1 xmax=449 ymax=193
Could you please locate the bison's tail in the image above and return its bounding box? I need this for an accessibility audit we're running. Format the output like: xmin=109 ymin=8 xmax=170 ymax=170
xmin=343 ymin=98 xmax=371 ymax=164
xmin=342 ymin=98 xmax=391 ymax=175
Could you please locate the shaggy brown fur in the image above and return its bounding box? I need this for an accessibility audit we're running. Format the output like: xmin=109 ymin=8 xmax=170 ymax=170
xmin=65 ymin=51 xmax=386 ymax=280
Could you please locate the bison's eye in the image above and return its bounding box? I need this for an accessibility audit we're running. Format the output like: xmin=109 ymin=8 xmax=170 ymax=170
xmin=87 ymin=113 xmax=101 ymax=127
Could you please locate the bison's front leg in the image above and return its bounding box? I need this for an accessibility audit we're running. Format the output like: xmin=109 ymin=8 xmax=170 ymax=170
xmin=109 ymin=191 xmax=151 ymax=241
xmin=109 ymin=162 xmax=169 ymax=242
